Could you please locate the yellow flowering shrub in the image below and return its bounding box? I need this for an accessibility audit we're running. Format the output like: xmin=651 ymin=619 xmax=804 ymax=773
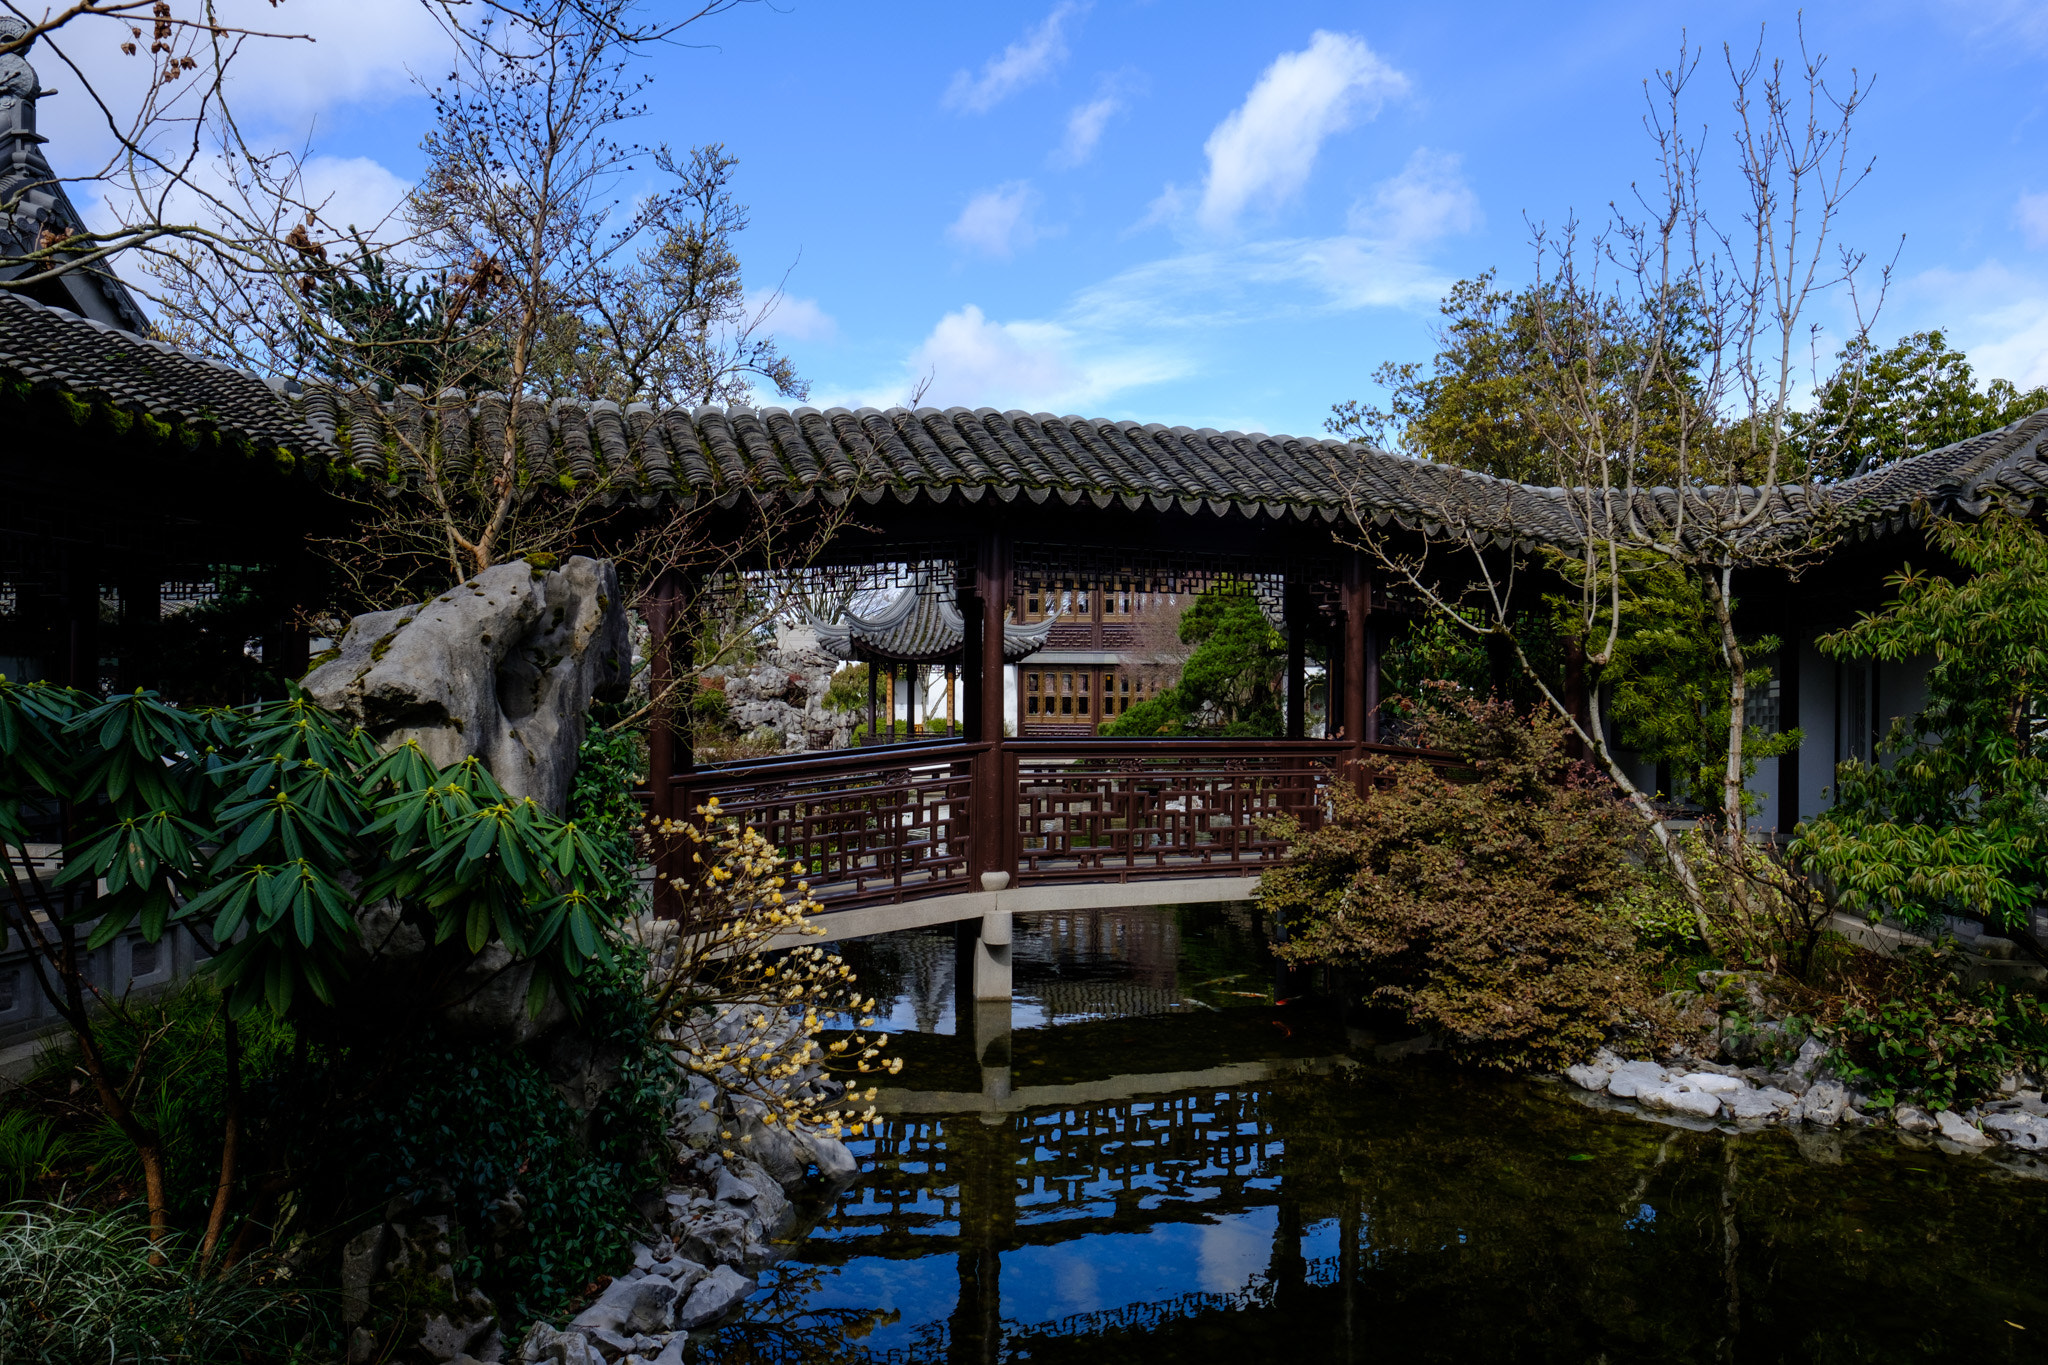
xmin=634 ymin=800 xmax=901 ymax=1154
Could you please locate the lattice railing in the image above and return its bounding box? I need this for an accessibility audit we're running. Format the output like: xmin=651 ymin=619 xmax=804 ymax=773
xmin=1007 ymin=741 xmax=1344 ymax=884
xmin=671 ymin=743 xmax=980 ymax=909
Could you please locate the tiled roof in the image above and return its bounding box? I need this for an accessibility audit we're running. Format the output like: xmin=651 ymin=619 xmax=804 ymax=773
xmin=294 ymin=387 xmax=2048 ymax=548
xmin=813 ymin=580 xmax=1052 ymax=664
xmin=2 ymin=289 xmax=2042 ymax=545
xmin=0 ymin=292 xmax=329 ymax=460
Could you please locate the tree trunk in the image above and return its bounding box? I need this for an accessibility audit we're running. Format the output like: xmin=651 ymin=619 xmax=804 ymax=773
xmin=200 ymin=1012 xmax=242 ymax=1270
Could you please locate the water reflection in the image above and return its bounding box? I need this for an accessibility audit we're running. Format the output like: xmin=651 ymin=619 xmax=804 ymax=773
xmin=711 ymin=908 xmax=2048 ymax=1363
xmin=831 ymin=903 xmax=1280 ymax=1037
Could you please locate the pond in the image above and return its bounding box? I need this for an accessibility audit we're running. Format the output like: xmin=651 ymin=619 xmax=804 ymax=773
xmin=703 ymin=904 xmax=2048 ymax=1364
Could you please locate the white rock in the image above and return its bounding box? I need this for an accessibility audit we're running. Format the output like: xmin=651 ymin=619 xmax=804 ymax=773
xmin=1982 ymin=1111 xmax=2048 ymax=1151
xmin=304 ymin=557 xmax=629 ymax=814
xmin=1677 ymin=1071 xmax=1744 ymax=1094
xmin=675 ymin=1265 xmax=756 ymax=1329
xmin=1935 ymin=1110 xmax=1994 ymax=1148
xmin=621 ymin=1280 xmax=678 ymax=1335
xmin=1793 ymin=1081 xmax=1848 ymax=1127
xmin=1722 ymin=1086 xmax=1796 ymax=1122
xmin=652 ymin=1258 xmax=707 ymax=1294
xmin=1788 ymin=1035 xmax=1829 ymax=1082
xmin=712 ymin=1167 xmax=757 ymax=1206
xmin=568 ymin=1275 xmax=645 ymax=1334
xmin=1605 ymin=1061 xmax=1673 ymax=1099
xmin=795 ymin=1129 xmax=859 ymax=1182
xmin=1893 ymin=1105 xmax=1937 ymax=1135
xmin=1565 ymin=1063 xmax=1611 ymax=1092
xmin=1640 ymin=1080 xmax=1723 ymax=1119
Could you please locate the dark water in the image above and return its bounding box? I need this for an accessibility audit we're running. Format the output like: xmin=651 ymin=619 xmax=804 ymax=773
xmin=706 ymin=905 xmax=2048 ymax=1364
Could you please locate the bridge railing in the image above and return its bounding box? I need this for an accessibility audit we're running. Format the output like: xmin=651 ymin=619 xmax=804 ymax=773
xmin=657 ymin=737 xmax=1449 ymax=913
xmin=1005 ymin=739 xmax=1347 ymax=885
xmin=668 ymin=741 xmax=985 ymax=908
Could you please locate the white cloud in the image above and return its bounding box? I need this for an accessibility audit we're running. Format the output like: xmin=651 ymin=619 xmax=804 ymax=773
xmin=1906 ymin=261 xmax=2048 ymax=390
xmin=2018 ymin=192 xmax=2048 ymax=249
xmin=297 ymin=155 xmax=413 ymax=238
xmin=1196 ymin=31 xmax=1409 ymax=234
xmin=1349 ymin=149 xmax=1479 ymax=246
xmin=1058 ymin=93 xmax=1123 ymax=167
xmin=1073 ymin=234 xmax=1448 ymax=332
xmin=1949 ymin=0 xmax=2048 ymax=53
xmin=947 ymin=182 xmax=1046 ymax=259
xmin=1198 ymin=1215 xmax=1273 ymax=1295
xmin=944 ymin=3 xmax=1085 ymax=115
xmin=1053 ymin=71 xmax=1139 ymax=168
xmin=815 ymin=304 xmax=1187 ymax=413
xmin=747 ymin=290 xmax=839 ymax=344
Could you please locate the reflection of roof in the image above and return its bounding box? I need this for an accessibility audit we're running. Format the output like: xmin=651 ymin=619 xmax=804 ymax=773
xmin=813 ymin=582 xmax=1051 ymax=664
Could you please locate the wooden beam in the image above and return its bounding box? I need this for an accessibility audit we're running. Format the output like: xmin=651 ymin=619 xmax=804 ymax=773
xmin=1341 ymin=551 xmax=1368 ymax=753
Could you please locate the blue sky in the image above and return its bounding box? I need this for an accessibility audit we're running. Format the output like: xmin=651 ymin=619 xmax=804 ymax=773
xmin=61 ymin=0 xmax=2048 ymax=438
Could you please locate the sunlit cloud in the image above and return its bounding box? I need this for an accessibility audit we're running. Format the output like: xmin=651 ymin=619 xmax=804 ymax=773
xmin=946 ymin=182 xmax=1050 ymax=259
xmin=1194 ymin=31 xmax=1409 ymax=234
xmin=943 ymin=2 xmax=1086 ymax=114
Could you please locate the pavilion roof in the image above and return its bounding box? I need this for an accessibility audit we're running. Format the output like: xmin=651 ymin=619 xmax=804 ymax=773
xmin=812 ymin=580 xmax=1053 ymax=664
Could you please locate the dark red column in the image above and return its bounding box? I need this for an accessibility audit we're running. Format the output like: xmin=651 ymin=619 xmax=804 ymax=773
xmin=1341 ymin=551 xmax=1369 ymax=755
xmin=971 ymin=529 xmax=1012 ymax=880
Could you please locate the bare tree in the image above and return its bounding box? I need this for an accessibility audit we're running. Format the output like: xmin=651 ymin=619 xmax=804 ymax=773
xmin=1343 ymin=30 xmax=1890 ymax=928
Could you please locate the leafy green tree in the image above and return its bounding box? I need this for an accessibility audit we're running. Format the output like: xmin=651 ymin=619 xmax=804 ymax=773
xmin=1792 ymin=513 xmax=2048 ymax=932
xmin=1105 ymin=586 xmax=1284 ymax=737
xmin=0 ymin=681 xmax=622 ymax=1242
xmin=1789 ymin=330 xmax=2048 ymax=481
xmin=1593 ymin=562 xmax=1798 ymax=814
xmin=1326 ymin=271 xmax=1713 ymax=485
xmin=288 ymin=232 xmax=507 ymax=397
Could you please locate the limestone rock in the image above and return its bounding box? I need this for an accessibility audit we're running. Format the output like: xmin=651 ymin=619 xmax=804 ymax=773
xmin=340 ymin=1223 xmax=387 ymax=1326
xmin=1935 ymin=1110 xmax=1993 ymax=1148
xmin=1640 ymin=1079 xmax=1723 ymax=1119
xmin=1605 ymin=1060 xmax=1672 ymax=1099
xmin=1793 ymin=1081 xmax=1849 ymax=1127
xmin=794 ymin=1128 xmax=859 ymax=1182
xmin=1981 ymin=1111 xmax=2047 ymax=1150
xmin=1722 ymin=1086 xmax=1797 ymax=1123
xmin=1893 ymin=1105 xmax=1937 ymax=1135
xmin=622 ymin=1279 xmax=679 ymax=1334
xmin=570 ymin=1275 xmax=647 ymax=1334
xmin=1676 ymin=1071 xmax=1743 ymax=1094
xmin=305 ymin=557 xmax=629 ymax=814
xmin=675 ymin=1265 xmax=756 ymax=1329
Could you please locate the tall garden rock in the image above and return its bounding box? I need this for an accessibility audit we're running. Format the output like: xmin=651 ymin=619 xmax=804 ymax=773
xmin=306 ymin=557 xmax=630 ymax=813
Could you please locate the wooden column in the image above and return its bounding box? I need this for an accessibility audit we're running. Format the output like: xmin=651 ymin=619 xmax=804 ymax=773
xmin=1363 ymin=608 xmax=1381 ymax=746
xmin=971 ymin=529 xmax=1012 ymax=880
xmin=1778 ymin=623 xmax=1803 ymax=841
xmin=1284 ymin=581 xmax=1306 ymax=741
xmin=1562 ymin=634 xmax=1589 ymax=762
xmin=1340 ymin=551 xmax=1369 ymax=754
xmin=959 ymin=573 xmax=984 ymax=740
xmin=641 ymin=571 xmax=687 ymax=824
xmin=61 ymin=552 xmax=97 ymax=695
xmin=117 ymin=566 xmax=159 ymax=695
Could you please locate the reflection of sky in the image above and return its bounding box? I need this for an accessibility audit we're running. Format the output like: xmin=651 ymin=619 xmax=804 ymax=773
xmin=777 ymin=1211 xmax=1344 ymax=1355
